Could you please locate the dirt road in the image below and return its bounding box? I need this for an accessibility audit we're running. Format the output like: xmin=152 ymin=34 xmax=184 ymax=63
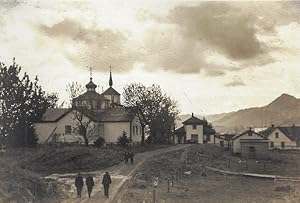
xmin=46 ymin=144 xmax=191 ymax=203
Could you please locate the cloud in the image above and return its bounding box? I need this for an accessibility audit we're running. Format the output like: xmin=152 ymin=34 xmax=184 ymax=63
xmin=38 ymin=18 xmax=140 ymax=72
xmin=169 ymin=2 xmax=268 ymax=61
xmin=224 ymin=77 xmax=246 ymax=87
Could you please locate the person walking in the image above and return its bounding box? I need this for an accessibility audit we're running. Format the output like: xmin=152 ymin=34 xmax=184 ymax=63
xmin=86 ymin=176 xmax=94 ymax=198
xmin=75 ymin=173 xmax=84 ymax=198
xmin=102 ymin=172 xmax=112 ymax=198
xmin=130 ymin=152 xmax=134 ymax=164
xmin=124 ymin=151 xmax=129 ymax=164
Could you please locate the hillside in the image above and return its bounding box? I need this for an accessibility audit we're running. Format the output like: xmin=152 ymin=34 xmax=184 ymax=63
xmin=178 ymin=94 xmax=300 ymax=133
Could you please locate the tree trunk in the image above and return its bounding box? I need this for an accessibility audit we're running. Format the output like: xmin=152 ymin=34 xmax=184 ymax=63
xmin=83 ymin=132 xmax=89 ymax=146
xmin=141 ymin=125 xmax=145 ymax=145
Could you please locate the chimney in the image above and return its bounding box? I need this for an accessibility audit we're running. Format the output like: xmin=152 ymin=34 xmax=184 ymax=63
xmin=271 ymin=124 xmax=275 ymax=128
xmin=192 ymin=113 xmax=194 ymax=117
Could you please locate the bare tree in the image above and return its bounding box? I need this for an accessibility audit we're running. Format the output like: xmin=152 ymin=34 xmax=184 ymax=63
xmin=66 ymin=82 xmax=95 ymax=146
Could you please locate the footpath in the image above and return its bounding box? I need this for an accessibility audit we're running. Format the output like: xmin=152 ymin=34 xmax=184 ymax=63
xmin=46 ymin=144 xmax=191 ymax=203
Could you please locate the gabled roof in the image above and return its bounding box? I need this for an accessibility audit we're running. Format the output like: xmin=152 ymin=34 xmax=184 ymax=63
xmin=260 ymin=126 xmax=300 ymax=142
xmin=277 ymin=126 xmax=300 ymax=142
xmin=73 ymin=91 xmax=110 ymax=101
xmin=182 ymin=114 xmax=207 ymax=125
xmin=102 ymin=87 xmax=120 ymax=95
xmin=37 ymin=107 xmax=135 ymax=123
xmin=39 ymin=108 xmax=71 ymax=122
xmin=232 ymin=129 xmax=267 ymax=140
xmin=174 ymin=126 xmax=186 ymax=135
xmin=90 ymin=107 xmax=135 ymax=122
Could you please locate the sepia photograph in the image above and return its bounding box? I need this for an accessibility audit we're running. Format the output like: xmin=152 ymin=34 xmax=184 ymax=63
xmin=0 ymin=0 xmax=300 ymax=202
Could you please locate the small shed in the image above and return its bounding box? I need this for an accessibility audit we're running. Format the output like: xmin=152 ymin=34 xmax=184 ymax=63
xmin=240 ymin=139 xmax=269 ymax=160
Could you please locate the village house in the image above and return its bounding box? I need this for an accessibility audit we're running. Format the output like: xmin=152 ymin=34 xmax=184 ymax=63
xmin=260 ymin=125 xmax=300 ymax=149
xmin=34 ymin=70 xmax=142 ymax=144
xmin=174 ymin=114 xmax=216 ymax=144
xmin=231 ymin=129 xmax=269 ymax=159
xmin=214 ymin=133 xmax=235 ymax=149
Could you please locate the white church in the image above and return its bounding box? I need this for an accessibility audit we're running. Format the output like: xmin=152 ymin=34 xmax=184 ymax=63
xmin=34 ymin=71 xmax=142 ymax=144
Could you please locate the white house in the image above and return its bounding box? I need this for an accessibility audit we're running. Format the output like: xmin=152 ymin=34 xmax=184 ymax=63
xmin=34 ymin=70 xmax=142 ymax=144
xmin=174 ymin=114 xmax=216 ymax=144
xmin=231 ymin=129 xmax=269 ymax=159
xmin=260 ymin=125 xmax=300 ymax=149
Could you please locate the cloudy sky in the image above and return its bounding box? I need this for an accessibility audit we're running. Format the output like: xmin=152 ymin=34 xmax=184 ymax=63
xmin=1 ymin=0 xmax=300 ymax=115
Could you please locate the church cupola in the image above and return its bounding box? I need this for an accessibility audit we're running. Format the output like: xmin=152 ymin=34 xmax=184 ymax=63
xmin=85 ymin=78 xmax=97 ymax=92
xmin=85 ymin=67 xmax=97 ymax=92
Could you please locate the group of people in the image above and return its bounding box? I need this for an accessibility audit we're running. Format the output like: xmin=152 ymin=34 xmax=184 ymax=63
xmin=75 ymin=172 xmax=112 ymax=198
xmin=124 ymin=151 xmax=134 ymax=164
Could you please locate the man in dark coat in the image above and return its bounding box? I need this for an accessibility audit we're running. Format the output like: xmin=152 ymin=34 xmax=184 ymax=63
xmin=129 ymin=152 xmax=134 ymax=164
xmin=75 ymin=173 xmax=84 ymax=198
xmin=102 ymin=172 xmax=112 ymax=198
xmin=86 ymin=176 xmax=94 ymax=198
xmin=124 ymin=151 xmax=129 ymax=164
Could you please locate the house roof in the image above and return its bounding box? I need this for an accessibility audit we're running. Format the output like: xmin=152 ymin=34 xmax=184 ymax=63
xmin=216 ymin=134 xmax=235 ymax=141
xmin=182 ymin=114 xmax=207 ymax=125
xmin=277 ymin=126 xmax=300 ymax=141
xmin=174 ymin=126 xmax=186 ymax=135
xmin=73 ymin=91 xmax=110 ymax=101
xmin=259 ymin=126 xmax=275 ymax=137
xmin=102 ymin=87 xmax=120 ymax=95
xmin=232 ymin=129 xmax=267 ymax=140
xmin=38 ymin=107 xmax=135 ymax=123
xmin=260 ymin=126 xmax=300 ymax=142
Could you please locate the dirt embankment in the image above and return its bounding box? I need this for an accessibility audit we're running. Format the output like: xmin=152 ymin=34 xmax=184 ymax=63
xmin=119 ymin=144 xmax=300 ymax=203
xmin=0 ymin=145 xmax=125 ymax=202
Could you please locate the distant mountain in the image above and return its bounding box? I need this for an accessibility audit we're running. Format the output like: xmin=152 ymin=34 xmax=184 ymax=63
xmin=177 ymin=94 xmax=300 ymax=133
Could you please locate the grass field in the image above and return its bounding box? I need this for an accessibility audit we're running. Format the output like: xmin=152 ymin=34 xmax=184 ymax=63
xmin=119 ymin=144 xmax=300 ymax=203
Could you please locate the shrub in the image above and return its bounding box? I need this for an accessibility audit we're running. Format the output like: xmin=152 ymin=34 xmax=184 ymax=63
xmin=146 ymin=135 xmax=153 ymax=145
xmin=117 ymin=131 xmax=130 ymax=147
xmin=94 ymin=137 xmax=105 ymax=148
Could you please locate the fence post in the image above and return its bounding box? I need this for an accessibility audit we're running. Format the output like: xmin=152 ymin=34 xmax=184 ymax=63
xmin=153 ymin=189 xmax=156 ymax=203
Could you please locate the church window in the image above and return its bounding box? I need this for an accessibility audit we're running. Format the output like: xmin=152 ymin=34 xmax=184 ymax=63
xmin=193 ymin=125 xmax=197 ymax=129
xmin=275 ymin=132 xmax=279 ymax=138
xmin=65 ymin=125 xmax=72 ymax=134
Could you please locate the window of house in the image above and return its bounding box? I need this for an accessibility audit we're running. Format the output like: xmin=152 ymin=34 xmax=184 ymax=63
xmin=65 ymin=125 xmax=72 ymax=134
xmin=281 ymin=142 xmax=285 ymax=148
xmin=275 ymin=132 xmax=279 ymax=138
xmin=270 ymin=142 xmax=274 ymax=148
xmin=192 ymin=125 xmax=197 ymax=130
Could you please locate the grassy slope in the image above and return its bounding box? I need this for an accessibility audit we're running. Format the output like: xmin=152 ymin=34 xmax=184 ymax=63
xmin=0 ymin=144 xmax=170 ymax=202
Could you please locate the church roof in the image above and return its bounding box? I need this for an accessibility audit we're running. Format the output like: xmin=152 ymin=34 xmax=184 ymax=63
xmin=37 ymin=107 xmax=135 ymax=123
xmin=182 ymin=114 xmax=207 ymax=125
xmin=39 ymin=108 xmax=71 ymax=122
xmin=73 ymin=91 xmax=110 ymax=101
xmin=102 ymin=87 xmax=120 ymax=95
xmin=90 ymin=107 xmax=135 ymax=122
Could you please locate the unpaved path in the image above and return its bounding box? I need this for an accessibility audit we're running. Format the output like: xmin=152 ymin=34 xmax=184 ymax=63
xmin=46 ymin=144 xmax=191 ymax=203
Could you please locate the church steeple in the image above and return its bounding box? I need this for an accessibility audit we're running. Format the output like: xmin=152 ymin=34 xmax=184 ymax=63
xmin=109 ymin=66 xmax=113 ymax=87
